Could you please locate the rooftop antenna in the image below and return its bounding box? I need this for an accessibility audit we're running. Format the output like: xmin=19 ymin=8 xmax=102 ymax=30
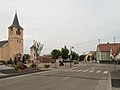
xmin=98 ymin=38 xmax=100 ymax=44
xmin=114 ymin=37 xmax=115 ymax=45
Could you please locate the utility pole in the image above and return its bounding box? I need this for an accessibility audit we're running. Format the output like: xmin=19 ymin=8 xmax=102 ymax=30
xmin=113 ymin=37 xmax=116 ymax=71
xmin=98 ymin=38 xmax=100 ymax=44
xmin=70 ymin=46 xmax=74 ymax=68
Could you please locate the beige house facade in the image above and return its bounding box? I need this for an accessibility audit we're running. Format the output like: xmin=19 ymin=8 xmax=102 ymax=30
xmin=0 ymin=13 xmax=23 ymax=61
xmin=85 ymin=51 xmax=96 ymax=61
xmin=30 ymin=45 xmax=37 ymax=61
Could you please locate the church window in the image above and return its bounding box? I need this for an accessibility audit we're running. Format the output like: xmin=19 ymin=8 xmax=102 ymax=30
xmin=19 ymin=40 xmax=21 ymax=43
xmin=16 ymin=29 xmax=21 ymax=35
xmin=10 ymin=29 xmax=13 ymax=35
xmin=17 ymin=40 xmax=18 ymax=43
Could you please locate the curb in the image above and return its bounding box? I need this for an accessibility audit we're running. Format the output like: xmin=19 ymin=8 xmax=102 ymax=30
xmin=0 ymin=69 xmax=47 ymax=79
xmin=108 ymin=72 xmax=112 ymax=90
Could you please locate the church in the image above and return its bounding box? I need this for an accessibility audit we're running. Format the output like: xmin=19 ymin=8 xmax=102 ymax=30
xmin=0 ymin=13 xmax=23 ymax=61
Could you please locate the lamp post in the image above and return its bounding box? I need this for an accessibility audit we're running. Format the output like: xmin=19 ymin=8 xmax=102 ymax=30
xmin=70 ymin=46 xmax=74 ymax=68
xmin=113 ymin=54 xmax=116 ymax=71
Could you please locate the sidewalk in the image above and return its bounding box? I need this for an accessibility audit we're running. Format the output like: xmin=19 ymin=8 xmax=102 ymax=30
xmin=111 ymin=70 xmax=120 ymax=90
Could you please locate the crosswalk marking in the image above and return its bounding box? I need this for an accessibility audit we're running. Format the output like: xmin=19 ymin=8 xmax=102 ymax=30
xmin=83 ymin=69 xmax=89 ymax=72
xmin=96 ymin=70 xmax=101 ymax=73
xmin=66 ymin=69 xmax=108 ymax=74
xmin=103 ymin=71 xmax=108 ymax=74
xmin=89 ymin=70 xmax=95 ymax=73
xmin=76 ymin=70 xmax=82 ymax=72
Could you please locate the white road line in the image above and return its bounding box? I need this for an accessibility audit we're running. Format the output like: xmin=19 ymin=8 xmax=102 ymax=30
xmin=96 ymin=70 xmax=101 ymax=73
xmin=77 ymin=70 xmax=82 ymax=72
xmin=89 ymin=70 xmax=95 ymax=73
xmin=73 ymin=70 xmax=78 ymax=72
xmin=63 ymin=77 xmax=70 ymax=80
xmin=70 ymin=70 xmax=75 ymax=72
xmin=82 ymin=69 xmax=89 ymax=72
xmin=103 ymin=71 xmax=108 ymax=74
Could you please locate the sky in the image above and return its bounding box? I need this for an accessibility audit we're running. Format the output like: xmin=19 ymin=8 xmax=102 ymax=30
xmin=0 ymin=0 xmax=120 ymax=55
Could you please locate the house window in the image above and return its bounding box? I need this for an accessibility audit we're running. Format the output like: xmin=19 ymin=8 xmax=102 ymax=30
xmin=101 ymin=52 xmax=110 ymax=60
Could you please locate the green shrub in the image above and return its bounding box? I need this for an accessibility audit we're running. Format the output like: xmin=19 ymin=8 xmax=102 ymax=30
xmin=7 ymin=60 xmax=14 ymax=65
xmin=13 ymin=64 xmax=27 ymax=71
xmin=59 ymin=62 xmax=64 ymax=66
xmin=74 ymin=61 xmax=79 ymax=64
xmin=30 ymin=63 xmax=36 ymax=68
xmin=44 ymin=64 xmax=50 ymax=68
xmin=0 ymin=61 xmax=6 ymax=65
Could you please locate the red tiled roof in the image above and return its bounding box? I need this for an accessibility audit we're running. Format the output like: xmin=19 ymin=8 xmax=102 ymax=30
xmin=90 ymin=51 xmax=96 ymax=55
xmin=97 ymin=43 xmax=120 ymax=56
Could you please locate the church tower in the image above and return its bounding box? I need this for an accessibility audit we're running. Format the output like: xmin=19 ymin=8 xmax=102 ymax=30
xmin=8 ymin=12 xmax=23 ymax=60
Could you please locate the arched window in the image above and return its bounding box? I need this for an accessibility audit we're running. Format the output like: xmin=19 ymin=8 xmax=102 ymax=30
xmin=10 ymin=29 xmax=13 ymax=35
xmin=17 ymin=40 xmax=18 ymax=43
xmin=16 ymin=28 xmax=21 ymax=35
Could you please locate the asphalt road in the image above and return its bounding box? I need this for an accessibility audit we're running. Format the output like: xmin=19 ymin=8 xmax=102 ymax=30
xmin=0 ymin=63 xmax=116 ymax=90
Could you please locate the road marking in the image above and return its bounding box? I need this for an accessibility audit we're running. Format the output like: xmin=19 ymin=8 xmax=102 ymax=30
xmin=103 ymin=71 xmax=108 ymax=74
xmin=89 ymin=70 xmax=95 ymax=73
xmin=96 ymin=70 xmax=101 ymax=73
xmin=77 ymin=70 xmax=82 ymax=72
xmin=72 ymin=70 xmax=78 ymax=72
xmin=63 ymin=77 xmax=70 ymax=80
xmin=83 ymin=69 xmax=89 ymax=72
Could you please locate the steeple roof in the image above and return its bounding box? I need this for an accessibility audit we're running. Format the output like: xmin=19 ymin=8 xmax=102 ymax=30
xmin=8 ymin=12 xmax=23 ymax=30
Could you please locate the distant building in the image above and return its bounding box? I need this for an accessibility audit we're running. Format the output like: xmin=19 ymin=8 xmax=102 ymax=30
xmin=30 ymin=45 xmax=37 ymax=62
xmin=96 ymin=43 xmax=120 ymax=62
xmin=37 ymin=54 xmax=55 ymax=63
xmin=0 ymin=13 xmax=23 ymax=61
xmin=85 ymin=51 xmax=96 ymax=61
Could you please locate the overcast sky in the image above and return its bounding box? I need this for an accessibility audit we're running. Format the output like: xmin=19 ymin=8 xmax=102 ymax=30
xmin=0 ymin=0 xmax=120 ymax=55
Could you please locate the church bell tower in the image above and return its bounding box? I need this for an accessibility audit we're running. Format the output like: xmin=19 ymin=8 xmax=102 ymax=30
xmin=8 ymin=12 xmax=24 ymax=60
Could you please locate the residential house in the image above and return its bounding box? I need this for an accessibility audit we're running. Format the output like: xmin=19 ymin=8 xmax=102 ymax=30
xmin=38 ymin=54 xmax=55 ymax=63
xmin=30 ymin=45 xmax=37 ymax=62
xmin=85 ymin=51 xmax=96 ymax=61
xmin=96 ymin=43 xmax=120 ymax=63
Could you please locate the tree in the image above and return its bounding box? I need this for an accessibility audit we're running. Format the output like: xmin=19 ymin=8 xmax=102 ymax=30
xmin=22 ymin=54 xmax=30 ymax=63
xmin=71 ymin=52 xmax=79 ymax=60
xmin=51 ymin=49 xmax=61 ymax=67
xmin=33 ymin=40 xmax=44 ymax=57
xmin=51 ymin=49 xmax=61 ymax=60
xmin=79 ymin=55 xmax=85 ymax=61
xmin=61 ymin=46 xmax=69 ymax=61
xmin=87 ymin=55 xmax=91 ymax=61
